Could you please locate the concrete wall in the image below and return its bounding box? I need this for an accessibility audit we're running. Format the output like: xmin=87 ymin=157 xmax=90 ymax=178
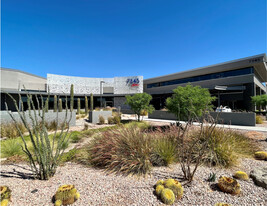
xmin=148 ymin=110 xmax=256 ymax=126
xmin=89 ymin=110 xmax=112 ymax=124
xmin=0 ymin=111 xmax=76 ymax=126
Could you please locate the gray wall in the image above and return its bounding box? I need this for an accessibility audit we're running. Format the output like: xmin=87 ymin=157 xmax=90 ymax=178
xmin=89 ymin=110 xmax=112 ymax=124
xmin=148 ymin=110 xmax=256 ymax=126
xmin=0 ymin=111 xmax=76 ymax=126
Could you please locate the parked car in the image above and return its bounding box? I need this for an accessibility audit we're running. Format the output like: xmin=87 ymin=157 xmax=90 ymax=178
xmin=215 ymin=106 xmax=232 ymax=112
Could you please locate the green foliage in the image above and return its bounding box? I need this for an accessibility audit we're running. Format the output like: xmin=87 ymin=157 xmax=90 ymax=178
xmin=70 ymin=131 xmax=82 ymax=143
xmin=166 ymin=84 xmax=216 ymax=121
xmin=151 ymin=137 xmax=177 ymax=166
xmin=70 ymin=84 xmax=74 ymax=112
xmin=54 ymin=95 xmax=57 ymax=112
xmin=217 ymin=176 xmax=240 ymax=195
xmin=207 ymin=172 xmax=216 ymax=182
xmin=196 ymin=127 xmax=259 ymax=167
xmin=113 ymin=116 xmax=121 ymax=124
xmin=85 ymin=96 xmax=88 ymax=114
xmin=251 ymin=94 xmax=267 ymax=111
xmin=89 ymin=127 xmax=153 ymax=175
xmin=1 ymin=139 xmax=23 ymax=157
xmin=77 ymin=98 xmax=81 ymax=115
xmin=98 ymin=116 xmax=105 ymax=124
xmin=58 ymin=99 xmax=63 ymax=112
xmin=256 ymin=115 xmax=264 ymax=124
xmin=125 ymin=93 xmax=154 ymax=121
xmin=60 ymin=149 xmax=78 ymax=163
xmin=160 ymin=188 xmax=175 ymax=205
xmin=0 ymin=122 xmax=26 ymax=139
xmin=90 ymin=93 xmax=93 ymax=111
xmin=124 ymin=121 xmax=150 ymax=130
xmin=108 ymin=117 xmax=114 ymax=124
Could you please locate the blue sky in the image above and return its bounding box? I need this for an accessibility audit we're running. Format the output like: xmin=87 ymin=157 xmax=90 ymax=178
xmin=2 ymin=0 xmax=266 ymax=79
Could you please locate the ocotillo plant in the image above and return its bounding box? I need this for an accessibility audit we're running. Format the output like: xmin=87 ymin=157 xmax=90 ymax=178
xmin=5 ymin=91 xmax=73 ymax=180
xmin=58 ymin=99 xmax=63 ymax=112
xmin=70 ymin=84 xmax=74 ymax=112
xmin=90 ymin=93 xmax=93 ymax=111
xmin=77 ymin=98 xmax=81 ymax=115
xmin=54 ymin=95 xmax=57 ymax=112
xmin=85 ymin=96 xmax=88 ymax=114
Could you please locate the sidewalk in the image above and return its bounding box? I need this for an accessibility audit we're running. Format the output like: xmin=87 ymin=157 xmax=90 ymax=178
xmin=143 ymin=117 xmax=267 ymax=132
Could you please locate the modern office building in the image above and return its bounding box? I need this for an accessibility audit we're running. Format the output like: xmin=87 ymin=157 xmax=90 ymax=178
xmin=144 ymin=54 xmax=267 ymax=111
xmin=1 ymin=53 xmax=266 ymax=112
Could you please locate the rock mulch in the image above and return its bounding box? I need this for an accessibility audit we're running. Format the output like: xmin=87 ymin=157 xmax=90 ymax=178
xmin=1 ymin=157 xmax=266 ymax=206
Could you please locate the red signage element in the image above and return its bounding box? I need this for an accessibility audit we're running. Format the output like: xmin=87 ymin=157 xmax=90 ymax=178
xmin=131 ymin=83 xmax=139 ymax=87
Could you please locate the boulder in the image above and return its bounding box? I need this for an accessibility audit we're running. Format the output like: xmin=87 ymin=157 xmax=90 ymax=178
xmin=250 ymin=167 xmax=267 ymax=189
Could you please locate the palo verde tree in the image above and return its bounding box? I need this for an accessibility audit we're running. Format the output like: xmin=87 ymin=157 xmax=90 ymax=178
xmin=166 ymin=84 xmax=216 ymax=121
xmin=251 ymin=94 xmax=267 ymax=112
xmin=70 ymin=84 xmax=74 ymax=112
xmin=5 ymin=90 xmax=73 ymax=180
xmin=125 ymin=93 xmax=154 ymax=121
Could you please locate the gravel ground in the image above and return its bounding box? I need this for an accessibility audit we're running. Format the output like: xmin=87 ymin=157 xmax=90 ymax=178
xmin=1 ymin=157 xmax=266 ymax=206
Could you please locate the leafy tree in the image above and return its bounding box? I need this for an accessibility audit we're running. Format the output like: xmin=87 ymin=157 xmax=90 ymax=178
xmin=125 ymin=93 xmax=154 ymax=121
xmin=251 ymin=94 xmax=267 ymax=112
xmin=166 ymin=84 xmax=216 ymax=121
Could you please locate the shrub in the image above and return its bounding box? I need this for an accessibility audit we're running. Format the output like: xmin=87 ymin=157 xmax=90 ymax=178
xmin=233 ymin=171 xmax=249 ymax=180
xmin=83 ymin=123 xmax=89 ymax=131
xmin=70 ymin=131 xmax=82 ymax=143
xmin=98 ymin=116 xmax=105 ymax=124
xmin=60 ymin=149 xmax=78 ymax=163
xmin=89 ymin=127 xmax=153 ymax=175
xmin=151 ymin=136 xmax=177 ymax=166
xmin=196 ymin=127 xmax=259 ymax=167
xmin=256 ymin=115 xmax=264 ymax=124
xmin=113 ymin=116 xmax=121 ymax=124
xmin=217 ymin=176 xmax=240 ymax=195
xmin=1 ymin=139 xmax=23 ymax=157
xmin=108 ymin=117 xmax=114 ymax=124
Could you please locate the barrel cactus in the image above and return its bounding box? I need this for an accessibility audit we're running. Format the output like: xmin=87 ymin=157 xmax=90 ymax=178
xmin=161 ymin=188 xmax=175 ymax=205
xmin=54 ymin=185 xmax=80 ymax=205
xmin=155 ymin=179 xmax=164 ymax=186
xmin=1 ymin=186 xmax=11 ymax=206
xmin=214 ymin=203 xmax=232 ymax=206
xmin=254 ymin=151 xmax=267 ymax=160
xmin=164 ymin=178 xmax=183 ymax=199
xmin=155 ymin=184 xmax=164 ymax=196
xmin=218 ymin=176 xmax=240 ymax=195
xmin=233 ymin=171 xmax=249 ymax=180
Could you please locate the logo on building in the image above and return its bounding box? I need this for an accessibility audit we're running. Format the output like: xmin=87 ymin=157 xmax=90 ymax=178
xmin=126 ymin=78 xmax=140 ymax=87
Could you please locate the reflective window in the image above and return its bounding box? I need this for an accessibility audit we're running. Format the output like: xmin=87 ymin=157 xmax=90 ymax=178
xmin=147 ymin=67 xmax=254 ymax=88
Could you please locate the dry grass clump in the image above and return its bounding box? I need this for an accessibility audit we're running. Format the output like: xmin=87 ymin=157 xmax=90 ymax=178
xmin=0 ymin=122 xmax=26 ymax=138
xmin=194 ymin=127 xmax=259 ymax=167
xmin=256 ymin=115 xmax=264 ymax=124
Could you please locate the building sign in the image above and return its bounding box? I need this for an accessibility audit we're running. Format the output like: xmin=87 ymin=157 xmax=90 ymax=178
xmin=126 ymin=78 xmax=140 ymax=87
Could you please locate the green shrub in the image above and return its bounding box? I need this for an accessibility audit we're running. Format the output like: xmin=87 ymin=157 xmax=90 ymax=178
xmin=108 ymin=117 xmax=114 ymax=124
xmin=99 ymin=116 xmax=105 ymax=124
xmin=113 ymin=116 xmax=121 ymax=124
xmin=197 ymin=127 xmax=259 ymax=167
xmin=60 ymin=149 xmax=78 ymax=163
xmin=70 ymin=131 xmax=82 ymax=143
xmin=256 ymin=115 xmax=264 ymax=124
xmin=151 ymin=136 xmax=177 ymax=166
xmin=89 ymin=127 xmax=153 ymax=175
xmin=1 ymin=139 xmax=23 ymax=157
xmin=125 ymin=121 xmax=150 ymax=130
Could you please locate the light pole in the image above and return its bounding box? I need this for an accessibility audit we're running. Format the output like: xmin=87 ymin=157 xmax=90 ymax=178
xmin=100 ymin=80 xmax=105 ymax=109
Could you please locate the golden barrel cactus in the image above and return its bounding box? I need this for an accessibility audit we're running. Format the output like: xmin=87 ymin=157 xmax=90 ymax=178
xmin=218 ymin=176 xmax=240 ymax=195
xmin=164 ymin=178 xmax=183 ymax=199
xmin=254 ymin=151 xmax=267 ymax=160
xmin=233 ymin=171 xmax=249 ymax=181
xmin=160 ymin=188 xmax=175 ymax=205
xmin=0 ymin=186 xmax=11 ymax=206
xmin=214 ymin=203 xmax=232 ymax=206
xmin=155 ymin=184 xmax=164 ymax=196
xmin=155 ymin=179 xmax=164 ymax=186
xmin=54 ymin=185 xmax=80 ymax=206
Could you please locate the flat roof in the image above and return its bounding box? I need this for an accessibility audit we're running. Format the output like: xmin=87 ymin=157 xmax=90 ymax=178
xmin=0 ymin=67 xmax=46 ymax=80
xmin=144 ymin=53 xmax=267 ymax=83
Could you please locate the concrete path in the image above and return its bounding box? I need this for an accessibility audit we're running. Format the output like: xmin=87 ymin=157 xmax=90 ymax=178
xmin=143 ymin=117 xmax=267 ymax=132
